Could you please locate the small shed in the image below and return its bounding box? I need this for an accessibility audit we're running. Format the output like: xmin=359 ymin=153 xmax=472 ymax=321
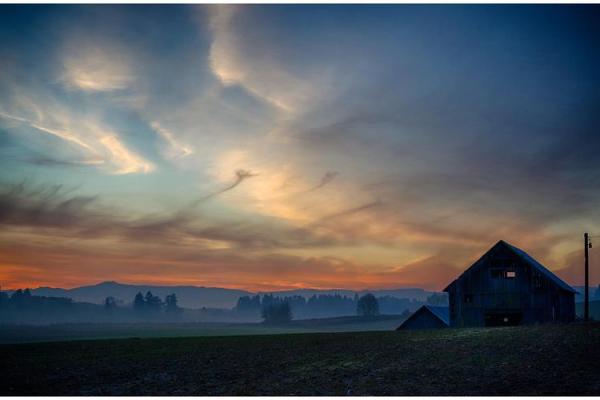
xmin=396 ymin=305 xmax=449 ymax=330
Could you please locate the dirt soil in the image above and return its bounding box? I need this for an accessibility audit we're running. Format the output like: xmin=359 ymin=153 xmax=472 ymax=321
xmin=2 ymin=322 xmax=599 ymax=395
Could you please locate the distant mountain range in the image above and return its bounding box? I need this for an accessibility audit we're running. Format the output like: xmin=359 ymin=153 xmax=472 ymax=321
xmin=4 ymin=281 xmax=437 ymax=309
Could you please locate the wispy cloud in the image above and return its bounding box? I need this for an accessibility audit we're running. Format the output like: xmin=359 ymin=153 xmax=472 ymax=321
xmin=98 ymin=135 xmax=154 ymax=175
xmin=60 ymin=44 xmax=134 ymax=92
xmin=205 ymin=5 xmax=324 ymax=114
xmin=305 ymin=171 xmax=339 ymax=192
xmin=0 ymin=111 xmax=96 ymax=153
xmin=202 ymin=169 xmax=258 ymax=201
xmin=0 ymin=99 xmax=154 ymax=175
xmin=151 ymin=121 xmax=194 ymax=159
xmin=0 ymin=181 xmax=333 ymax=250
xmin=313 ymin=199 xmax=383 ymax=225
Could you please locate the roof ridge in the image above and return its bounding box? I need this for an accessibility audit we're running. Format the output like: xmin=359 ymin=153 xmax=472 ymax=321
xmin=502 ymin=242 xmax=576 ymax=293
xmin=444 ymin=240 xmax=576 ymax=293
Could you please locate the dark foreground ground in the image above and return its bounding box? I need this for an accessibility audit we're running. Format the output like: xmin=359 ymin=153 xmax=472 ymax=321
xmin=2 ymin=323 xmax=600 ymax=395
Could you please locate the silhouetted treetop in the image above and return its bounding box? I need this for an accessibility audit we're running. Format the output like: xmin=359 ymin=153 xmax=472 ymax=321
xmin=357 ymin=293 xmax=380 ymax=317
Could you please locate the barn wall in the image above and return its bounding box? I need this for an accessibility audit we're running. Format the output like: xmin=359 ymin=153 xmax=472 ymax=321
xmin=447 ymin=244 xmax=575 ymax=327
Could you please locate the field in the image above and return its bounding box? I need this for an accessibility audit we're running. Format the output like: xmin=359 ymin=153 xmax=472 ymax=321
xmin=0 ymin=315 xmax=406 ymax=344
xmin=2 ymin=322 xmax=600 ymax=395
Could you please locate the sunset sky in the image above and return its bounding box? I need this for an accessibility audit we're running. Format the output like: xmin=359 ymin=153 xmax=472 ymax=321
xmin=1 ymin=4 xmax=599 ymax=291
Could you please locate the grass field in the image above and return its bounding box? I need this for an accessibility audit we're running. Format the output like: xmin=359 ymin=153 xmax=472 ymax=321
xmin=2 ymin=322 xmax=599 ymax=395
xmin=0 ymin=315 xmax=406 ymax=344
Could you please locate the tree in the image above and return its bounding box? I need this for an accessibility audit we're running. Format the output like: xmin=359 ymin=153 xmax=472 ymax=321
xmin=133 ymin=292 xmax=145 ymax=312
xmin=145 ymin=291 xmax=163 ymax=312
xmin=11 ymin=289 xmax=30 ymax=305
xmin=426 ymin=293 xmax=448 ymax=306
xmin=11 ymin=289 xmax=23 ymax=300
xmin=261 ymin=301 xmax=292 ymax=324
xmin=165 ymin=293 xmax=181 ymax=313
xmin=104 ymin=296 xmax=117 ymax=311
xmin=357 ymin=293 xmax=380 ymax=317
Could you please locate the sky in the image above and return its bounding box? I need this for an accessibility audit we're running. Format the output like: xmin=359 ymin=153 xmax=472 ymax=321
xmin=0 ymin=4 xmax=599 ymax=291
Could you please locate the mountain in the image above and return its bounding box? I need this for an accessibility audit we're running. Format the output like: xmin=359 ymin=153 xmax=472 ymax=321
xmin=7 ymin=282 xmax=438 ymax=309
xmin=29 ymin=281 xmax=252 ymax=309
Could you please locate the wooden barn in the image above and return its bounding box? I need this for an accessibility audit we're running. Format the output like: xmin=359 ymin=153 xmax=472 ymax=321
xmin=396 ymin=305 xmax=449 ymax=330
xmin=444 ymin=240 xmax=576 ymax=327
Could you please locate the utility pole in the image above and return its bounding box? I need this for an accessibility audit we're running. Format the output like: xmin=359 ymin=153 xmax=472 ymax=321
xmin=584 ymin=232 xmax=590 ymax=322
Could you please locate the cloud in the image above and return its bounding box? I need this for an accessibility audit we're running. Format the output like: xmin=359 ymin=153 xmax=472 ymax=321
xmin=201 ymin=169 xmax=258 ymax=201
xmin=0 ymin=181 xmax=336 ymax=251
xmin=0 ymin=111 xmax=96 ymax=153
xmin=1 ymin=5 xmax=599 ymax=291
xmin=555 ymin=248 xmax=598 ymax=287
xmin=98 ymin=135 xmax=154 ymax=175
xmin=26 ymin=155 xmax=101 ymax=168
xmin=372 ymin=254 xmax=465 ymax=291
xmin=0 ymin=98 xmax=154 ymax=175
xmin=312 ymin=199 xmax=383 ymax=225
xmin=150 ymin=121 xmax=194 ymax=159
xmin=60 ymin=44 xmax=134 ymax=92
xmin=204 ymin=5 xmax=325 ymax=114
xmin=305 ymin=171 xmax=339 ymax=192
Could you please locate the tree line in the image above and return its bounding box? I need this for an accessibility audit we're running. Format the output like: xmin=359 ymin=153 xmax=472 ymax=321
xmin=107 ymin=291 xmax=182 ymax=314
xmin=1 ymin=285 xmax=451 ymax=324
xmin=236 ymin=292 xmax=386 ymax=324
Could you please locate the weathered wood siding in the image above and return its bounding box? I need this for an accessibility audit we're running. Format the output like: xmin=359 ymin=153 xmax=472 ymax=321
xmin=447 ymin=243 xmax=575 ymax=327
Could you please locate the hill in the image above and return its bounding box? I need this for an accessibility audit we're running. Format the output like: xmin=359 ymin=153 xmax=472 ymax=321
xmin=27 ymin=281 xmax=252 ymax=309
xmin=1 ymin=323 xmax=599 ymax=395
xmin=6 ymin=281 xmax=438 ymax=309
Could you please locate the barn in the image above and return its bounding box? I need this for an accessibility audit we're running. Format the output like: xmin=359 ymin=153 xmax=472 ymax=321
xmin=444 ymin=240 xmax=576 ymax=327
xmin=396 ymin=305 xmax=449 ymax=330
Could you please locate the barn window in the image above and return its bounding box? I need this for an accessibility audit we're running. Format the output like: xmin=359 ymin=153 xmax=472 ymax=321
xmin=491 ymin=269 xmax=515 ymax=279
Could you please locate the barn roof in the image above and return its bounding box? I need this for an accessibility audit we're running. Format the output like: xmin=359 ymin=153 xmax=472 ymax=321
xmin=502 ymin=241 xmax=576 ymax=293
xmin=424 ymin=305 xmax=450 ymax=325
xmin=443 ymin=240 xmax=576 ymax=293
xmin=397 ymin=305 xmax=449 ymax=329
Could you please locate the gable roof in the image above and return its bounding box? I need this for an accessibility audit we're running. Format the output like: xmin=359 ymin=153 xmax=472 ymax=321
xmin=397 ymin=305 xmax=449 ymax=329
xmin=424 ymin=305 xmax=450 ymax=325
xmin=502 ymin=241 xmax=576 ymax=293
xmin=443 ymin=240 xmax=576 ymax=293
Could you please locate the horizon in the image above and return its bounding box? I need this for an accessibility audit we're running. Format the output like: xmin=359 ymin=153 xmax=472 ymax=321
xmin=1 ymin=278 xmax=433 ymax=293
xmin=1 ymin=4 xmax=599 ymax=291
xmin=0 ymin=260 xmax=592 ymax=293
